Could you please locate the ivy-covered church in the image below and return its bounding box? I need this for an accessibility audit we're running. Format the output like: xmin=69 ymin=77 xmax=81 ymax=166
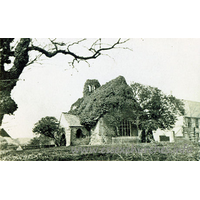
xmin=60 ymin=76 xmax=139 ymax=146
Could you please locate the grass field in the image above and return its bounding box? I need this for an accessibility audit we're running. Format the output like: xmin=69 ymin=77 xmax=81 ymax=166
xmin=0 ymin=141 xmax=199 ymax=161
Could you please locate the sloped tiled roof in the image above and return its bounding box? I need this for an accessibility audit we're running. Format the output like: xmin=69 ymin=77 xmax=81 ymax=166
xmin=183 ymin=100 xmax=200 ymax=118
xmin=62 ymin=113 xmax=82 ymax=126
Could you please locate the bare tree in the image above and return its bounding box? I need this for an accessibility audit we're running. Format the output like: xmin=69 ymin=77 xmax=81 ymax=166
xmin=0 ymin=38 xmax=129 ymax=126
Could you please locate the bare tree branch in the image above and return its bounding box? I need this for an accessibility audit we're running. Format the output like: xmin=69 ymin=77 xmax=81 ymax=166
xmin=0 ymin=38 xmax=131 ymax=126
xmin=100 ymin=53 xmax=116 ymax=63
xmin=49 ymin=38 xmax=58 ymax=51
xmin=26 ymin=53 xmax=43 ymax=67
xmin=84 ymin=60 xmax=91 ymax=68
xmin=28 ymin=38 xmax=130 ymax=62
xmin=67 ymin=38 xmax=87 ymax=51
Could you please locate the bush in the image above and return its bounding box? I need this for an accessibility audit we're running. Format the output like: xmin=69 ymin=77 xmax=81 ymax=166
xmin=7 ymin=144 xmax=18 ymax=150
xmin=0 ymin=137 xmax=8 ymax=150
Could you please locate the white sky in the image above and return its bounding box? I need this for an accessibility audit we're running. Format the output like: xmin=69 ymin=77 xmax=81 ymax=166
xmin=1 ymin=1 xmax=200 ymax=198
xmin=2 ymin=38 xmax=200 ymax=138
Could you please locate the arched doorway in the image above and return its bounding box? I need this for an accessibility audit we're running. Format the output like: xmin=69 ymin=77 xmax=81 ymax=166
xmin=76 ymin=129 xmax=83 ymax=138
xmin=60 ymin=134 xmax=66 ymax=146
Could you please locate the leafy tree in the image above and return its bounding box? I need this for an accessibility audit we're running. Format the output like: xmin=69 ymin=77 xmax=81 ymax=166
xmin=0 ymin=38 xmax=129 ymax=126
xmin=32 ymin=116 xmax=65 ymax=146
xmin=130 ymin=82 xmax=185 ymax=142
xmin=27 ymin=137 xmax=41 ymax=148
xmin=0 ymin=136 xmax=8 ymax=150
xmin=27 ymin=134 xmax=58 ymax=149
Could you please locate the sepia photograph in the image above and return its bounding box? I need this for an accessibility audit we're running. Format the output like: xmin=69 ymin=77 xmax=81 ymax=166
xmin=0 ymin=38 xmax=200 ymax=161
xmin=1 ymin=2 xmax=200 ymax=200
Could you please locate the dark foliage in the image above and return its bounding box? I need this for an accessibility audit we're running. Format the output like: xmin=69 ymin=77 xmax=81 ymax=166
xmin=0 ymin=137 xmax=8 ymax=150
xmin=83 ymin=79 xmax=101 ymax=96
xmin=0 ymin=128 xmax=11 ymax=137
xmin=69 ymin=76 xmax=139 ymax=131
xmin=130 ymin=82 xmax=185 ymax=142
xmin=32 ymin=116 xmax=65 ymax=146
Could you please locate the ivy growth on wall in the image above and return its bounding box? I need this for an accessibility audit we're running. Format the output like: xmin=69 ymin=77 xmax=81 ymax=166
xmin=83 ymin=79 xmax=101 ymax=96
xmin=69 ymin=76 xmax=139 ymax=132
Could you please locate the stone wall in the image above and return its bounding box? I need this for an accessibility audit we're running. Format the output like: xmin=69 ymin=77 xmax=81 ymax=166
xmin=112 ymin=136 xmax=139 ymax=144
xmin=70 ymin=126 xmax=89 ymax=145
xmin=64 ymin=128 xmax=71 ymax=146
xmin=89 ymin=117 xmax=113 ymax=145
xmin=183 ymin=127 xmax=200 ymax=142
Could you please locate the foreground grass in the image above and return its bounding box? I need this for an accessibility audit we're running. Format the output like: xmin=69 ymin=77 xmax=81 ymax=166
xmin=0 ymin=141 xmax=199 ymax=161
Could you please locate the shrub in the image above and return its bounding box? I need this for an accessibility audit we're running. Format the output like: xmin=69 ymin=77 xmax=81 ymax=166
xmin=7 ymin=144 xmax=18 ymax=150
xmin=0 ymin=137 xmax=8 ymax=150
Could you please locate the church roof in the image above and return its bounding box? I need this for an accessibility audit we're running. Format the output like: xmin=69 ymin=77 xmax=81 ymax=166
xmin=183 ymin=100 xmax=200 ymax=118
xmin=62 ymin=113 xmax=82 ymax=126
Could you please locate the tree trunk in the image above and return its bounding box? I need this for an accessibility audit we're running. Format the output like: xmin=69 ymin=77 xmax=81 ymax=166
xmin=54 ymin=139 xmax=61 ymax=147
xmin=146 ymin=130 xmax=155 ymax=143
xmin=0 ymin=114 xmax=4 ymax=127
xmin=141 ymin=130 xmax=146 ymax=143
xmin=0 ymin=38 xmax=31 ymax=126
xmin=0 ymin=38 xmax=128 ymax=127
